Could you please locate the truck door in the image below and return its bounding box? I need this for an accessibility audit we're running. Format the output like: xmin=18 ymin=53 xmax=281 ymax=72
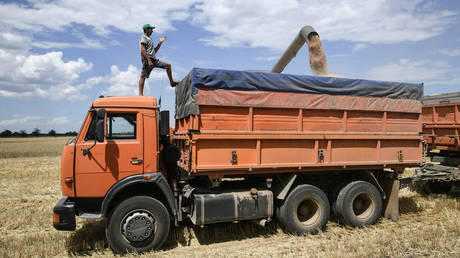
xmin=75 ymin=110 xmax=144 ymax=197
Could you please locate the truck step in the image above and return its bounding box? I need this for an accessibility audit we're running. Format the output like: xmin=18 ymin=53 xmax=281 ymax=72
xmin=79 ymin=213 xmax=102 ymax=219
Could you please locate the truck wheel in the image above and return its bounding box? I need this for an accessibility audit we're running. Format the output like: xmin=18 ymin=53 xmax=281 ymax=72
xmin=106 ymin=196 xmax=170 ymax=254
xmin=335 ymin=181 xmax=382 ymax=227
xmin=278 ymin=184 xmax=330 ymax=235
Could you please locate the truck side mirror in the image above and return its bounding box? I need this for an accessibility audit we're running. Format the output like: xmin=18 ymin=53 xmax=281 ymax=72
xmin=97 ymin=108 xmax=105 ymax=120
xmin=83 ymin=108 xmax=105 ymax=155
xmin=95 ymin=120 xmax=104 ymax=142
xmin=160 ymin=110 xmax=170 ymax=136
xmin=95 ymin=108 xmax=105 ymax=142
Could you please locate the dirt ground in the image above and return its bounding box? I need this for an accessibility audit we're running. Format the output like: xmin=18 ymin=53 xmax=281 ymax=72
xmin=0 ymin=137 xmax=459 ymax=257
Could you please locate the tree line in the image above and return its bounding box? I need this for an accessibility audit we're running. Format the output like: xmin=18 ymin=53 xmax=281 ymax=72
xmin=0 ymin=128 xmax=78 ymax=137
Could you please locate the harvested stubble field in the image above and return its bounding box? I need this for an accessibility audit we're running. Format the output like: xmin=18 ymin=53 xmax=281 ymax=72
xmin=0 ymin=137 xmax=459 ymax=257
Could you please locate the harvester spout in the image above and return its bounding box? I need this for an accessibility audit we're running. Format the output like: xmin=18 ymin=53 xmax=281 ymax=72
xmin=271 ymin=25 xmax=328 ymax=76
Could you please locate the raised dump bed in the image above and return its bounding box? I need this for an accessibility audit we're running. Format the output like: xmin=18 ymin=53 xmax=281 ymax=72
xmin=174 ymin=68 xmax=423 ymax=178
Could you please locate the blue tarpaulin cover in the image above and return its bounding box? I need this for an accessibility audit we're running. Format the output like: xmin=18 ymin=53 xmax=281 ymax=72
xmin=175 ymin=68 xmax=424 ymax=119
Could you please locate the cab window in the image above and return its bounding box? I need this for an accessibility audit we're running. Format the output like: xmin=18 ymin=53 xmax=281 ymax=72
xmin=107 ymin=113 xmax=137 ymax=140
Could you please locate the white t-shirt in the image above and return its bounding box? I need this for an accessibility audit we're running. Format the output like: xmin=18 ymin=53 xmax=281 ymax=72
xmin=140 ymin=34 xmax=155 ymax=60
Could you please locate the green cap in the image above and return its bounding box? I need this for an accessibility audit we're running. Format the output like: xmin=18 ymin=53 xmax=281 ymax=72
xmin=142 ymin=24 xmax=155 ymax=30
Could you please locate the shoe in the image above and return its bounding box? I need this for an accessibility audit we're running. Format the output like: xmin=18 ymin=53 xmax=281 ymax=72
xmin=171 ymin=81 xmax=178 ymax=87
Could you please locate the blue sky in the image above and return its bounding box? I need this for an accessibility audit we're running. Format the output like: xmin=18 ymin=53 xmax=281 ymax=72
xmin=0 ymin=0 xmax=459 ymax=133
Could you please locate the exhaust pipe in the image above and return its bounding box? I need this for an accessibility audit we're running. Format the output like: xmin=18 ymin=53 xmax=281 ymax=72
xmin=271 ymin=25 xmax=328 ymax=76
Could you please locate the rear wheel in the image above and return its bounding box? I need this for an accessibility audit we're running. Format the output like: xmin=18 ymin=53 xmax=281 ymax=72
xmin=278 ymin=184 xmax=330 ymax=235
xmin=335 ymin=181 xmax=382 ymax=227
xmin=106 ymin=196 xmax=170 ymax=254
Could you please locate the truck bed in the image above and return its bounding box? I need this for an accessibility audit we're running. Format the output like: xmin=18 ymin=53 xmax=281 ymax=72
xmin=422 ymin=92 xmax=460 ymax=151
xmin=174 ymin=69 xmax=423 ymax=178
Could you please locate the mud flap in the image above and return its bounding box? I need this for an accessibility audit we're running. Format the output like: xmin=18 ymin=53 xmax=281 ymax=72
xmin=383 ymin=179 xmax=399 ymax=221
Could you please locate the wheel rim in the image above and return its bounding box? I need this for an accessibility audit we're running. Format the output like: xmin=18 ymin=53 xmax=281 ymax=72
xmin=120 ymin=209 xmax=156 ymax=243
xmin=352 ymin=193 xmax=375 ymax=220
xmin=296 ymin=198 xmax=321 ymax=227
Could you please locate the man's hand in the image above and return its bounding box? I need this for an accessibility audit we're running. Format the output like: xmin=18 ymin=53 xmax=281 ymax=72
xmin=155 ymin=37 xmax=166 ymax=53
xmin=148 ymin=60 xmax=154 ymax=69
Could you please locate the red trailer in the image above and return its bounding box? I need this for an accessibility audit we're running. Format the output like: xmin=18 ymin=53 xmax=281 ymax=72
xmin=422 ymin=92 xmax=460 ymax=153
xmin=407 ymin=92 xmax=460 ymax=194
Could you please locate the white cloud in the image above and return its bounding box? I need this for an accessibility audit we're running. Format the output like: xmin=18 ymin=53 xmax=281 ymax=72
xmin=0 ymin=32 xmax=31 ymax=52
xmin=367 ymin=58 xmax=456 ymax=83
xmin=0 ymin=50 xmax=92 ymax=100
xmin=85 ymin=64 xmax=170 ymax=96
xmin=31 ymin=39 xmax=103 ymax=50
xmin=0 ymin=0 xmax=457 ymax=54
xmin=256 ymin=56 xmax=279 ymax=62
xmin=0 ymin=1 xmax=197 ymax=55
xmin=18 ymin=52 xmax=91 ymax=83
xmin=438 ymin=48 xmax=460 ymax=57
xmin=366 ymin=58 xmax=460 ymax=95
xmin=353 ymin=43 xmax=370 ymax=52
xmin=0 ymin=115 xmax=71 ymax=132
xmin=102 ymin=65 xmax=142 ymax=96
xmin=192 ymin=59 xmax=214 ymax=67
xmin=0 ymin=1 xmax=458 ymax=101
xmin=0 ymin=1 xmax=194 ymax=101
xmin=0 ymin=116 xmax=42 ymax=127
xmin=192 ymin=0 xmax=457 ymax=50
xmin=0 ymin=0 xmax=196 ymax=35
xmin=48 ymin=116 xmax=70 ymax=125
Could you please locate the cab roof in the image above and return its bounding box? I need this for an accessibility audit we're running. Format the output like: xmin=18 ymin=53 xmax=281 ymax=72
xmin=92 ymin=96 xmax=158 ymax=109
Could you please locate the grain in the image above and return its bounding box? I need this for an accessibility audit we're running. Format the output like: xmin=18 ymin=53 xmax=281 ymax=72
xmin=307 ymin=35 xmax=328 ymax=76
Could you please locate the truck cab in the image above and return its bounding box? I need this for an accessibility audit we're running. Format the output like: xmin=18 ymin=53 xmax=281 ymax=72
xmin=53 ymin=96 xmax=174 ymax=232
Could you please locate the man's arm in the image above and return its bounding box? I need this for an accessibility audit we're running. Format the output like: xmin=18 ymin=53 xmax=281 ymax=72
xmin=140 ymin=43 xmax=153 ymax=68
xmin=155 ymin=36 xmax=166 ymax=53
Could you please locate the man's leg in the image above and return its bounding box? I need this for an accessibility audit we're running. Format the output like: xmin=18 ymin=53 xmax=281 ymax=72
xmin=165 ymin=64 xmax=178 ymax=87
xmin=153 ymin=59 xmax=178 ymax=87
xmin=139 ymin=58 xmax=153 ymax=96
xmin=138 ymin=77 xmax=146 ymax=96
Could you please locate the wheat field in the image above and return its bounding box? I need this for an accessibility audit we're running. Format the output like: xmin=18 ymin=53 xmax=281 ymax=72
xmin=0 ymin=137 xmax=459 ymax=257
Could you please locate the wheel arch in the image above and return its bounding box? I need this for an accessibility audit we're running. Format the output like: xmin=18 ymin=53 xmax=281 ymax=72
xmin=101 ymin=172 xmax=176 ymax=218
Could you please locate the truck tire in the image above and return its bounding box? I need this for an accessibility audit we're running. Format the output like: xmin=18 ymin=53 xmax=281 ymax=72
xmin=335 ymin=181 xmax=382 ymax=227
xmin=278 ymin=184 xmax=330 ymax=235
xmin=106 ymin=196 xmax=170 ymax=254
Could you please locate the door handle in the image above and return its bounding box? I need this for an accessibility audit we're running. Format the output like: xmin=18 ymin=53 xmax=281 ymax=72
xmin=130 ymin=158 xmax=143 ymax=164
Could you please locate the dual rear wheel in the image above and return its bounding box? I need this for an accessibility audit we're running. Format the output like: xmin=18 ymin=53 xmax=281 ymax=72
xmin=334 ymin=181 xmax=382 ymax=227
xmin=278 ymin=184 xmax=330 ymax=235
xmin=278 ymin=181 xmax=382 ymax=235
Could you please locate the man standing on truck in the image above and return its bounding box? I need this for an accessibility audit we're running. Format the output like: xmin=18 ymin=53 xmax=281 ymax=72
xmin=138 ymin=24 xmax=178 ymax=96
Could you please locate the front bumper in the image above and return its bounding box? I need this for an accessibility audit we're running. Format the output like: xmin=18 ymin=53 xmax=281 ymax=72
xmin=53 ymin=197 xmax=76 ymax=231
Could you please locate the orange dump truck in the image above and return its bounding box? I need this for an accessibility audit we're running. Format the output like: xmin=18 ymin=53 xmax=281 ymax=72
xmin=53 ymin=68 xmax=424 ymax=254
